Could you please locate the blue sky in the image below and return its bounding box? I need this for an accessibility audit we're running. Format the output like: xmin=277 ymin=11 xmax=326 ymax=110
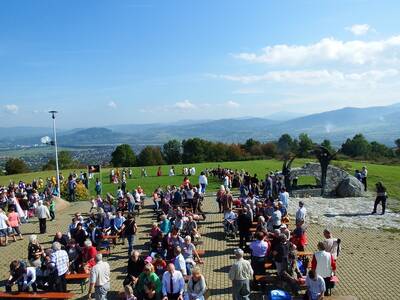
xmin=1 ymin=0 xmax=400 ymax=127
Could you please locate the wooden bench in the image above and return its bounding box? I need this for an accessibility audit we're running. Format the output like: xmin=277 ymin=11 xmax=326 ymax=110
xmin=0 ymin=292 xmax=74 ymax=299
xmin=254 ymin=274 xmax=277 ymax=283
xmin=264 ymin=262 xmax=274 ymax=270
xmin=196 ymin=249 xmax=205 ymax=256
xmin=297 ymin=251 xmax=313 ymax=257
xmin=65 ymin=273 xmax=89 ymax=293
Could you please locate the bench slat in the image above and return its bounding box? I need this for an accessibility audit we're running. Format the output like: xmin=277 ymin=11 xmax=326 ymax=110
xmin=0 ymin=292 xmax=75 ymax=299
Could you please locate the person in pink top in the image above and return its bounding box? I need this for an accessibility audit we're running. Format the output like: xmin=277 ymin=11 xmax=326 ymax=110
xmin=7 ymin=207 xmax=23 ymax=241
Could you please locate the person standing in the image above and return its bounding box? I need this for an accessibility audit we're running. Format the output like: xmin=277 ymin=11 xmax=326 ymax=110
xmin=278 ymin=187 xmax=289 ymax=209
xmin=0 ymin=207 xmax=9 ymax=246
xmin=311 ymin=242 xmax=336 ymax=296
xmin=198 ymin=172 xmax=208 ymax=194
xmin=162 ymin=263 xmax=185 ymax=300
xmin=95 ymin=178 xmax=102 ymax=196
xmin=228 ymin=248 xmax=253 ymax=300
xmin=295 ymin=201 xmax=307 ymax=224
xmin=7 ymin=207 xmax=23 ymax=241
xmin=372 ymin=182 xmax=387 ymax=215
xmin=36 ymin=200 xmax=50 ymax=234
xmin=237 ymin=208 xmax=252 ymax=251
xmin=68 ymin=175 xmax=77 ymax=202
xmin=305 ymin=269 xmax=326 ymax=300
xmin=249 ymin=232 xmax=268 ymax=278
xmin=49 ymin=197 xmax=56 ymax=221
xmin=88 ymin=254 xmax=110 ymax=300
xmin=50 ymin=242 xmax=69 ymax=292
xmin=121 ymin=213 xmax=138 ymax=255
xmin=361 ymin=166 xmax=368 ymax=192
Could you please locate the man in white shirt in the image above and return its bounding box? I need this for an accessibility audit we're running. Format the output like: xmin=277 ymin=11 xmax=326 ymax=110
xmin=323 ymin=229 xmax=340 ymax=261
xmin=278 ymin=187 xmax=289 ymax=208
xmin=36 ymin=200 xmax=50 ymax=234
xmin=22 ymin=267 xmax=37 ymax=292
xmin=88 ymin=254 xmax=110 ymax=300
xmin=272 ymin=204 xmax=282 ymax=229
xmin=295 ymin=201 xmax=307 ymax=224
xmin=305 ymin=270 xmax=326 ymax=300
xmin=198 ymin=172 xmax=208 ymax=194
xmin=173 ymin=246 xmax=187 ymax=276
xmin=0 ymin=208 xmax=9 ymax=246
xmin=228 ymin=248 xmax=253 ymax=300
xmin=162 ymin=263 xmax=185 ymax=300
xmin=361 ymin=166 xmax=368 ymax=192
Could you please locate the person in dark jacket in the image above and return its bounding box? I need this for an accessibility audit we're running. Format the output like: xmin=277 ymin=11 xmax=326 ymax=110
xmin=123 ymin=250 xmax=145 ymax=299
xmin=237 ymin=208 xmax=252 ymax=251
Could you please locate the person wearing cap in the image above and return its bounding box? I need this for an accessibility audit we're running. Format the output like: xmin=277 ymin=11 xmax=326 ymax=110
xmin=88 ymin=254 xmax=110 ymax=300
xmin=295 ymin=201 xmax=307 ymax=224
xmin=228 ymin=248 xmax=253 ymax=300
xmin=36 ymin=200 xmax=50 ymax=234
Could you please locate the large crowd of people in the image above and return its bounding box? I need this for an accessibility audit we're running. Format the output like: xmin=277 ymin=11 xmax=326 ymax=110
xmin=0 ymin=163 xmax=388 ymax=300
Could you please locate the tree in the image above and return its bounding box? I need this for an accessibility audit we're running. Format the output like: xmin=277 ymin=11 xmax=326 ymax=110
xmin=137 ymin=146 xmax=164 ymax=166
xmin=340 ymin=134 xmax=370 ymax=157
xmin=370 ymin=141 xmax=393 ymax=158
xmin=226 ymin=144 xmax=244 ymax=161
xmin=395 ymin=138 xmax=400 ymax=156
xmin=162 ymin=140 xmax=182 ymax=164
xmin=297 ymin=133 xmax=314 ymax=157
xmin=42 ymin=151 xmax=78 ymax=170
xmin=110 ymin=144 xmax=136 ymax=167
xmin=5 ymin=158 xmax=29 ymax=175
xmin=321 ymin=139 xmax=334 ymax=153
xmin=261 ymin=142 xmax=277 ymax=157
xmin=277 ymin=134 xmax=294 ymax=154
xmin=182 ymin=138 xmax=208 ymax=163
xmin=243 ymin=138 xmax=261 ymax=153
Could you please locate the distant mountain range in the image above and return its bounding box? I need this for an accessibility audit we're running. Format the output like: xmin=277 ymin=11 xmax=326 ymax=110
xmin=1 ymin=103 xmax=400 ymax=148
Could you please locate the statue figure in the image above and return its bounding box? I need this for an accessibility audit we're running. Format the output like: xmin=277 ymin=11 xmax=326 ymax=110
xmin=282 ymin=155 xmax=296 ymax=192
xmin=313 ymin=145 xmax=336 ymax=196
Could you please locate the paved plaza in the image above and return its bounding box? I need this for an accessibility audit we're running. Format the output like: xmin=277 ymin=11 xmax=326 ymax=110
xmin=1 ymin=196 xmax=399 ymax=300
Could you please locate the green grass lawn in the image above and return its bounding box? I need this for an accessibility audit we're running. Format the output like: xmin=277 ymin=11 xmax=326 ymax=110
xmin=1 ymin=159 xmax=399 ymax=206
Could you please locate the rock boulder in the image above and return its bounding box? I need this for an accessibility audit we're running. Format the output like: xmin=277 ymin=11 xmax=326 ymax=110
xmin=336 ymin=177 xmax=365 ymax=197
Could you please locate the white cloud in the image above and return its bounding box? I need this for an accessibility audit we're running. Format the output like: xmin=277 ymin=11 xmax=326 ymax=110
xmin=346 ymin=24 xmax=371 ymax=36
xmin=108 ymin=101 xmax=117 ymax=108
xmin=213 ymin=69 xmax=399 ymax=85
xmin=233 ymin=35 xmax=400 ymax=65
xmin=174 ymin=100 xmax=196 ymax=109
xmin=226 ymin=100 xmax=240 ymax=108
xmin=3 ymin=104 xmax=19 ymax=114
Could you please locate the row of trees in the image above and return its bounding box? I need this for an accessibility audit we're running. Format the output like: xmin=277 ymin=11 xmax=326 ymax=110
xmin=3 ymin=133 xmax=400 ymax=174
xmin=110 ymin=133 xmax=400 ymax=167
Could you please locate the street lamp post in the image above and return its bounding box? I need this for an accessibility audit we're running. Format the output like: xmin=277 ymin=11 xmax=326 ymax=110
xmin=49 ymin=110 xmax=61 ymax=196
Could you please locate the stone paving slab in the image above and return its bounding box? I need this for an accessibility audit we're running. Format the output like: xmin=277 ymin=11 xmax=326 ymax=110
xmin=0 ymin=197 xmax=399 ymax=300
